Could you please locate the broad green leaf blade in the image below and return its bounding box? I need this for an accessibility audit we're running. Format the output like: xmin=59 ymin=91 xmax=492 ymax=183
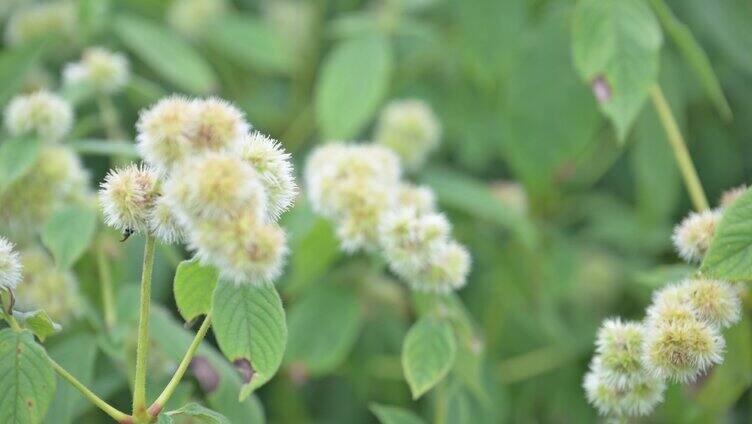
xmin=370 ymin=403 xmax=426 ymax=424
xmin=0 ymin=42 xmax=45 ymax=106
xmin=421 ymin=166 xmax=538 ymax=249
xmin=205 ymin=15 xmax=293 ymax=73
xmin=13 ymin=310 xmax=61 ymax=342
xmin=149 ymin=307 xmax=266 ymax=423
xmin=114 ymin=14 xmax=217 ymax=94
xmin=284 ymin=288 xmax=361 ymax=375
xmin=401 ymin=317 xmax=456 ymax=399
xmin=572 ymin=0 xmax=663 ymax=141
xmin=0 ymin=329 xmax=56 ymax=424
xmin=0 ymin=136 xmax=42 ymax=194
xmin=648 ymin=0 xmax=731 ymax=120
xmin=315 ymin=35 xmax=392 ymax=140
xmin=41 ymin=204 xmax=97 ymax=269
xmin=701 ymin=188 xmax=752 ymax=280
xmin=44 ymin=332 xmax=97 ymax=424
xmin=167 ymin=402 xmax=230 ymax=424
xmin=212 ymin=281 xmax=287 ymax=399
xmin=174 ymin=258 xmax=219 ymax=322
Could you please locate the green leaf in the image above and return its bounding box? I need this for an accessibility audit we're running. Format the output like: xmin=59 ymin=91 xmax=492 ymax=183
xmin=44 ymin=332 xmax=97 ymax=424
xmin=0 ymin=135 xmax=42 ymax=194
xmin=206 ymin=15 xmax=293 ymax=73
xmin=212 ymin=281 xmax=287 ymax=399
xmin=149 ymin=307 xmax=266 ymax=423
xmin=0 ymin=42 xmax=44 ymax=106
xmin=701 ymin=188 xmax=752 ymax=280
xmin=285 ymin=288 xmax=361 ymax=375
xmin=421 ymin=166 xmax=538 ymax=249
xmin=572 ymin=0 xmax=663 ymax=141
xmin=174 ymin=258 xmax=219 ymax=323
xmin=315 ymin=35 xmax=392 ymax=140
xmin=370 ymin=403 xmax=426 ymax=424
xmin=0 ymin=329 xmax=56 ymax=424
xmin=68 ymin=140 xmax=139 ymax=158
xmin=648 ymin=0 xmax=731 ymax=120
xmin=13 ymin=310 xmax=61 ymax=342
xmin=114 ymin=14 xmax=217 ymax=94
xmin=41 ymin=204 xmax=97 ymax=269
xmin=402 ymin=317 xmax=456 ymax=399
xmin=167 ymin=403 xmax=230 ymax=424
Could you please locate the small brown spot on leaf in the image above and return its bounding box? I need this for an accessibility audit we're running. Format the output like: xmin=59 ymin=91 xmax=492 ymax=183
xmin=233 ymin=358 xmax=254 ymax=384
xmin=190 ymin=356 xmax=220 ymax=393
xmin=591 ymin=75 xmax=612 ymax=104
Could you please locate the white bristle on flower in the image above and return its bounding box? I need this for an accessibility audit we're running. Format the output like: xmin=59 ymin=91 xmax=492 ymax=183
xmin=594 ymin=319 xmax=647 ymax=389
xmin=99 ymin=164 xmax=159 ymax=233
xmin=404 ymin=240 xmax=471 ymax=293
xmin=645 ymin=283 xmax=695 ymax=326
xmin=0 ymin=236 xmax=22 ymax=291
xmin=188 ymin=210 xmax=288 ymax=285
xmin=397 ymin=183 xmax=436 ymax=214
xmin=63 ymin=47 xmax=130 ymax=94
xmin=379 ymin=208 xmax=450 ymax=277
xmin=583 ymin=357 xmax=665 ymax=418
xmin=374 ymin=99 xmax=441 ymax=170
xmin=136 ymin=95 xmax=196 ymax=173
xmin=148 ymin=195 xmax=186 ymax=245
xmin=186 ymin=97 xmax=248 ymax=155
xmin=671 ymin=209 xmax=722 ymax=263
xmin=164 ymin=152 xmax=268 ymax=223
xmin=4 ymin=90 xmax=73 ymax=142
xmin=681 ymin=278 xmax=741 ymax=329
xmin=240 ymin=131 xmax=297 ymax=220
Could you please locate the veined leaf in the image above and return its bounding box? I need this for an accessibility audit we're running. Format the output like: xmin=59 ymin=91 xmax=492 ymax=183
xmin=114 ymin=14 xmax=217 ymax=94
xmin=212 ymin=281 xmax=287 ymax=399
xmin=701 ymin=187 xmax=752 ymax=280
xmin=285 ymin=287 xmax=361 ymax=375
xmin=166 ymin=403 xmax=230 ymax=424
xmin=174 ymin=258 xmax=219 ymax=323
xmin=401 ymin=317 xmax=456 ymax=399
xmin=0 ymin=329 xmax=56 ymax=424
xmin=315 ymin=35 xmax=392 ymax=140
xmin=572 ymin=0 xmax=663 ymax=141
xmin=0 ymin=135 xmax=41 ymax=194
xmin=41 ymin=204 xmax=97 ymax=269
xmin=13 ymin=310 xmax=60 ymax=342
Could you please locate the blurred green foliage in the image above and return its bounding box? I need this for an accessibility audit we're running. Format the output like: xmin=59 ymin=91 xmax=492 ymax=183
xmin=1 ymin=0 xmax=752 ymax=422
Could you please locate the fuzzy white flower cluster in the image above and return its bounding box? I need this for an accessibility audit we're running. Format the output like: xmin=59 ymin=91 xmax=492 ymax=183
xmin=4 ymin=90 xmax=73 ymax=142
xmin=305 ymin=142 xmax=470 ymax=293
xmin=1 ymin=92 xmax=89 ymax=239
xmin=63 ymin=47 xmax=130 ymax=94
xmin=4 ymin=1 xmax=77 ymax=46
xmin=100 ymin=96 xmax=297 ymax=286
xmin=0 ymin=236 xmax=22 ymax=291
xmin=374 ymin=99 xmax=441 ymax=170
xmin=585 ymin=199 xmax=744 ymax=420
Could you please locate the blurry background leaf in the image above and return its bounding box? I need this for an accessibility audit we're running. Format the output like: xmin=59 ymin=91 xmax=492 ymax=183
xmin=370 ymin=402 xmax=426 ymax=424
xmin=114 ymin=14 xmax=217 ymax=94
xmin=0 ymin=135 xmax=41 ymax=193
xmin=44 ymin=331 xmax=98 ymax=424
xmin=315 ymin=35 xmax=392 ymax=140
xmin=206 ymin=15 xmax=293 ymax=73
xmin=41 ymin=204 xmax=97 ymax=269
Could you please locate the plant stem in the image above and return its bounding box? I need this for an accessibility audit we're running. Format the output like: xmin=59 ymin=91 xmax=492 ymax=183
xmin=148 ymin=313 xmax=213 ymax=417
xmin=132 ymin=235 xmax=156 ymax=420
xmin=649 ymin=85 xmax=710 ymax=211
xmin=98 ymin=95 xmax=127 ymax=141
xmin=5 ymin=313 xmax=21 ymax=332
xmin=49 ymin=357 xmax=132 ymax=423
xmin=97 ymin=243 xmax=117 ymax=330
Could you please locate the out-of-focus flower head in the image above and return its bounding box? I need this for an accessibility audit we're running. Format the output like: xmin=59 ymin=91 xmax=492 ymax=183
xmin=397 ymin=183 xmax=436 ymax=214
xmin=4 ymin=1 xmax=77 ymax=46
xmin=4 ymin=90 xmax=73 ymax=142
xmin=0 ymin=236 xmax=22 ymax=291
xmin=374 ymin=99 xmax=441 ymax=170
xmin=379 ymin=208 xmax=449 ymax=277
xmin=671 ymin=209 xmax=722 ymax=263
xmin=63 ymin=47 xmax=130 ymax=94
xmin=16 ymin=247 xmax=79 ymax=323
xmin=99 ymin=164 xmax=160 ymax=233
xmin=168 ymin=0 xmax=227 ymax=39
xmin=583 ymin=358 xmax=664 ymax=418
xmin=240 ymin=131 xmax=297 ymax=220
xmin=136 ymin=95 xmax=196 ymax=173
xmin=403 ymin=240 xmax=471 ymax=293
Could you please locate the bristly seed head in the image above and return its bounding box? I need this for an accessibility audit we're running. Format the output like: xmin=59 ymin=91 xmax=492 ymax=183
xmin=0 ymin=236 xmax=22 ymax=291
xmin=374 ymin=99 xmax=441 ymax=170
xmin=99 ymin=164 xmax=160 ymax=233
xmin=671 ymin=209 xmax=722 ymax=263
xmin=63 ymin=47 xmax=130 ymax=94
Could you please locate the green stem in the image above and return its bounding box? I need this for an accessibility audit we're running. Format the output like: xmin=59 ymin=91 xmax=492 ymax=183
xmin=148 ymin=313 xmax=213 ymax=417
xmin=5 ymin=313 xmax=21 ymax=332
xmin=49 ymin=357 xmax=132 ymax=423
xmin=97 ymin=244 xmax=117 ymax=330
xmin=132 ymin=235 xmax=156 ymax=420
xmin=649 ymin=85 xmax=710 ymax=211
xmin=98 ymin=95 xmax=127 ymax=141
